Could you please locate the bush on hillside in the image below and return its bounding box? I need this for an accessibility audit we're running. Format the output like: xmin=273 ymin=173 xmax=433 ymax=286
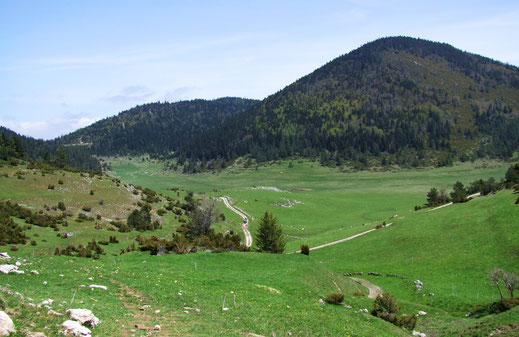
xmin=57 ymin=202 xmax=66 ymax=211
xmin=471 ymin=298 xmax=519 ymax=317
xmin=354 ymin=290 xmax=366 ymax=296
xmin=325 ymin=292 xmax=345 ymax=305
xmin=371 ymin=292 xmax=416 ymax=330
xmin=515 ymin=196 xmax=519 ymax=205
xmin=300 ymin=244 xmax=310 ymax=255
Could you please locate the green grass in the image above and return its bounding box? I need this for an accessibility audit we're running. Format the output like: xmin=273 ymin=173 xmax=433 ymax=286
xmin=2 ymin=158 xmax=518 ymax=336
xmin=106 ymin=157 xmax=509 ymax=251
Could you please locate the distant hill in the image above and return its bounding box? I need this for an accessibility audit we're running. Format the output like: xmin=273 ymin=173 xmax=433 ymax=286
xmin=60 ymin=97 xmax=259 ymax=156
xmin=0 ymin=126 xmax=102 ymax=171
xmin=179 ymin=36 xmax=519 ymax=168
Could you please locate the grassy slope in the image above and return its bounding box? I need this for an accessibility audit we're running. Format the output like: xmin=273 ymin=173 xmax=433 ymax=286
xmin=2 ymin=160 xmax=518 ymax=336
xmin=312 ymin=189 xmax=519 ymax=336
xmin=106 ymin=157 xmax=508 ymax=252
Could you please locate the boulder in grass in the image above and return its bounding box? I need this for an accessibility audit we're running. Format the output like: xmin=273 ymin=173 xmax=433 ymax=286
xmin=66 ymin=309 xmax=100 ymax=328
xmin=61 ymin=320 xmax=91 ymax=337
xmin=0 ymin=311 xmax=15 ymax=336
xmin=0 ymin=265 xmax=17 ymax=274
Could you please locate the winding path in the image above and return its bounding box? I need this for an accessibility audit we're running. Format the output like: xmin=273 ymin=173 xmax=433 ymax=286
xmin=350 ymin=277 xmax=382 ymax=299
xmin=219 ymin=197 xmax=252 ymax=248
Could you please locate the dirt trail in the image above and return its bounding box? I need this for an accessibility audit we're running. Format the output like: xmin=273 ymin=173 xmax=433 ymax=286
xmin=111 ymin=279 xmax=173 ymax=337
xmin=219 ymin=196 xmax=252 ymax=247
xmin=350 ymin=277 xmax=382 ymax=299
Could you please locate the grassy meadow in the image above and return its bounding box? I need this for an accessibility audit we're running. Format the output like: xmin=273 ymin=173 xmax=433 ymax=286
xmin=1 ymin=158 xmax=518 ymax=336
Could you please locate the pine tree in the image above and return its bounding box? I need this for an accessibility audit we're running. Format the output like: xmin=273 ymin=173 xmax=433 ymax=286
xmin=255 ymin=211 xmax=285 ymax=253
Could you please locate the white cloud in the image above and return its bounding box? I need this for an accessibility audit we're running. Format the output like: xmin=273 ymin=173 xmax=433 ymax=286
xmin=0 ymin=115 xmax=99 ymax=140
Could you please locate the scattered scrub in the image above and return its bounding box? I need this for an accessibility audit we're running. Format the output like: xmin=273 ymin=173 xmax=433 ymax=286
xmin=325 ymin=292 xmax=345 ymax=305
xmin=300 ymin=244 xmax=310 ymax=255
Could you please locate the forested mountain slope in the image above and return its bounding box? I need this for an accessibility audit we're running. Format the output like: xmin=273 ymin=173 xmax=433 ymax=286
xmin=60 ymin=97 xmax=259 ymax=156
xmin=179 ymin=36 xmax=519 ymax=167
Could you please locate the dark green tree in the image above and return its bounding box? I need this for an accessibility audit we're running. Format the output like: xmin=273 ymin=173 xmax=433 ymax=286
xmin=426 ymin=187 xmax=440 ymax=206
xmin=450 ymin=181 xmax=467 ymax=203
xmin=255 ymin=211 xmax=285 ymax=253
xmin=54 ymin=146 xmax=67 ymax=169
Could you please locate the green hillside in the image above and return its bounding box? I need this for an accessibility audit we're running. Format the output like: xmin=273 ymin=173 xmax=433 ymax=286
xmin=180 ymin=37 xmax=519 ymax=169
xmin=59 ymin=97 xmax=259 ymax=156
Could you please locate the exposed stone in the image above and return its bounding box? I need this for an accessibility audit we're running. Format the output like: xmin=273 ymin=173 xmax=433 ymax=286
xmin=412 ymin=331 xmax=426 ymax=337
xmin=61 ymin=320 xmax=91 ymax=337
xmin=0 ymin=265 xmax=17 ymax=274
xmin=417 ymin=311 xmax=427 ymax=316
xmin=135 ymin=324 xmax=149 ymax=330
xmin=0 ymin=311 xmax=15 ymax=336
xmin=66 ymin=309 xmax=100 ymax=328
xmin=153 ymin=325 xmax=161 ymax=331
xmin=48 ymin=310 xmax=63 ymax=317
xmin=88 ymin=285 xmax=107 ymax=291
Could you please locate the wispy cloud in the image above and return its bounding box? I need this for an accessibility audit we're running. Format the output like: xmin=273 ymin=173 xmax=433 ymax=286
xmin=0 ymin=115 xmax=99 ymax=140
xmin=104 ymin=85 xmax=155 ymax=103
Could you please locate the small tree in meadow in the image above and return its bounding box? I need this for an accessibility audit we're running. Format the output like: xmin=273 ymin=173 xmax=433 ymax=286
xmin=255 ymin=211 xmax=285 ymax=253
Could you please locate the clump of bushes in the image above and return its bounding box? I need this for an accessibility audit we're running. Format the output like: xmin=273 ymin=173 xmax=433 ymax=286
xmin=371 ymin=292 xmax=416 ymax=330
xmin=300 ymin=244 xmax=310 ymax=255
xmin=90 ymin=190 xmax=94 ymax=195
xmin=157 ymin=208 xmax=167 ymax=216
xmin=56 ymin=239 xmax=105 ymax=259
xmin=48 ymin=184 xmax=55 ymax=190
xmin=82 ymin=206 xmax=91 ymax=212
xmin=325 ymin=292 xmax=345 ymax=305
xmin=471 ymin=298 xmax=519 ymax=317
xmin=58 ymin=179 xmax=64 ymax=185
xmin=76 ymin=213 xmax=94 ymax=222
xmin=57 ymin=202 xmax=66 ymax=211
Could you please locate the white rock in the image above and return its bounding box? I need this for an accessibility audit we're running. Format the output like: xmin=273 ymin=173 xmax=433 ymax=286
xmin=0 ymin=265 xmax=17 ymax=274
xmin=319 ymin=299 xmax=324 ymax=304
xmin=412 ymin=331 xmax=427 ymax=337
xmin=59 ymin=274 xmax=64 ymax=278
xmin=88 ymin=285 xmax=107 ymax=290
xmin=42 ymin=281 xmax=47 ymax=285
xmin=61 ymin=320 xmax=91 ymax=337
xmin=48 ymin=310 xmax=63 ymax=317
xmin=0 ymin=253 xmax=10 ymax=259
xmin=359 ymin=309 xmax=369 ymax=313
xmin=87 ymin=277 xmax=93 ymax=281
xmin=0 ymin=311 xmax=16 ymax=336
xmin=31 ymin=270 xmax=39 ymax=275
xmin=11 ymin=270 xmax=24 ymax=275
xmin=40 ymin=299 xmax=54 ymax=306
xmin=153 ymin=325 xmax=161 ymax=331
xmin=67 ymin=309 xmax=100 ymax=328
xmin=14 ymin=262 xmax=21 ymax=267
xmin=417 ymin=311 xmax=427 ymax=316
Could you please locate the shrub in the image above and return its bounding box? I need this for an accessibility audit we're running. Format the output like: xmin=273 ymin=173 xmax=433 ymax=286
xmin=300 ymin=244 xmax=310 ymax=255
xmin=90 ymin=190 xmax=94 ymax=195
xmin=99 ymin=199 xmax=104 ymax=205
xmin=325 ymin=292 xmax=345 ymax=305
xmin=472 ymin=298 xmax=519 ymax=317
xmin=157 ymin=208 xmax=167 ymax=216
xmin=82 ymin=206 xmax=91 ymax=212
xmin=30 ymin=240 xmax=37 ymax=246
xmin=372 ymin=292 xmax=401 ymax=315
xmin=48 ymin=184 xmax=55 ymax=190
xmin=354 ymin=290 xmax=366 ymax=297
xmin=58 ymin=179 xmax=64 ymax=185
xmin=515 ymin=196 xmax=519 ymax=205
xmin=57 ymin=202 xmax=66 ymax=211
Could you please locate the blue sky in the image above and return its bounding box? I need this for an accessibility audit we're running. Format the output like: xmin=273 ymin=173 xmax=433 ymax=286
xmin=1 ymin=0 xmax=519 ymax=139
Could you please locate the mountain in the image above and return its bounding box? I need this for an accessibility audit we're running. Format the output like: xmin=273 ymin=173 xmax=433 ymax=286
xmin=179 ymin=36 xmax=519 ymax=168
xmin=0 ymin=126 xmax=102 ymax=171
xmin=60 ymin=97 xmax=259 ymax=156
